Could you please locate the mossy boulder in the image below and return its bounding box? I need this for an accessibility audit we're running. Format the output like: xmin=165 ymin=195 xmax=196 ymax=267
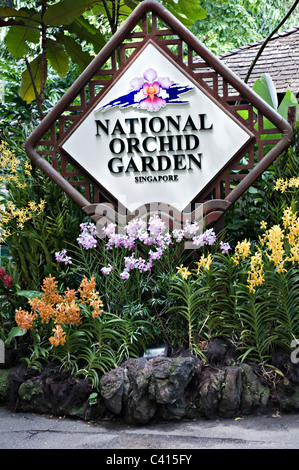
xmin=100 ymin=356 xmax=198 ymax=424
xmin=0 ymin=369 xmax=11 ymax=404
xmin=18 ymin=378 xmax=45 ymax=413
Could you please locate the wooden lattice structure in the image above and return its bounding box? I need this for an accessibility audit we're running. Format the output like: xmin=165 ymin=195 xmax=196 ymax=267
xmin=25 ymin=0 xmax=293 ymax=228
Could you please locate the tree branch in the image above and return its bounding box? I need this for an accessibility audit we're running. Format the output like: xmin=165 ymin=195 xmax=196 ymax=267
xmin=115 ymin=0 xmax=121 ymax=30
xmin=40 ymin=0 xmax=47 ymax=112
xmin=245 ymin=0 xmax=299 ymax=84
xmin=0 ymin=19 xmax=25 ymax=27
xmin=102 ymin=0 xmax=114 ymax=34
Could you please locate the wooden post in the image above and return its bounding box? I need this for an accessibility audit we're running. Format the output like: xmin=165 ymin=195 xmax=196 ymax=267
xmin=288 ymin=106 xmax=297 ymax=139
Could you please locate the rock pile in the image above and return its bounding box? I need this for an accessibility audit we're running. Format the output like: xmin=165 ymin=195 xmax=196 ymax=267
xmin=1 ymin=339 xmax=299 ymax=424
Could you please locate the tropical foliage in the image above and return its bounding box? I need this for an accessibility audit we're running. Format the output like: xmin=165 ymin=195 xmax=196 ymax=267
xmin=191 ymin=0 xmax=299 ymax=54
xmin=1 ymin=69 xmax=299 ymax=386
xmin=0 ymin=0 xmax=206 ymax=118
xmin=0 ymin=135 xmax=83 ymax=289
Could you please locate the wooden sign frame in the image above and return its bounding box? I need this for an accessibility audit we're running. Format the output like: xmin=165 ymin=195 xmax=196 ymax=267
xmin=25 ymin=0 xmax=293 ymax=228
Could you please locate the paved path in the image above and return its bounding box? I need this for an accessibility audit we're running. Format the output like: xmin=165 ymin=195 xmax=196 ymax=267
xmin=1 ymin=406 xmax=299 ymax=452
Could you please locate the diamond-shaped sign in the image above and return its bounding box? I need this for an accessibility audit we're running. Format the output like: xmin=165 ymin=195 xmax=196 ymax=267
xmin=61 ymin=41 xmax=252 ymax=213
xmin=25 ymin=0 xmax=293 ymax=228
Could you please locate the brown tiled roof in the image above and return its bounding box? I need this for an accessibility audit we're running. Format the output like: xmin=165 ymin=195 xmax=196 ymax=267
xmin=217 ymin=26 xmax=299 ymax=96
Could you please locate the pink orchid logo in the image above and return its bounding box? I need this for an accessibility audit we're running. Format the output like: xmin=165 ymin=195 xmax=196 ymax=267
xmin=130 ymin=68 xmax=174 ymax=112
xmin=99 ymin=68 xmax=193 ymax=112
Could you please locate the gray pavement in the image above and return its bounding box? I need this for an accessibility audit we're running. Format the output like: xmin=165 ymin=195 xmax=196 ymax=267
xmin=1 ymin=406 xmax=299 ymax=452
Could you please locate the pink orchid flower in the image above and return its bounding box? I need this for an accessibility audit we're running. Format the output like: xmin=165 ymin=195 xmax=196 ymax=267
xmin=130 ymin=68 xmax=174 ymax=112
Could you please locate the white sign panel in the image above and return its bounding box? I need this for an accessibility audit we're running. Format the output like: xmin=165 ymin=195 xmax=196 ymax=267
xmin=61 ymin=43 xmax=251 ymax=212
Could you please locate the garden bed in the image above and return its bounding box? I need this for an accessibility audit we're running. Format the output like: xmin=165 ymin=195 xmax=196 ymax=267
xmin=1 ymin=124 xmax=299 ymax=426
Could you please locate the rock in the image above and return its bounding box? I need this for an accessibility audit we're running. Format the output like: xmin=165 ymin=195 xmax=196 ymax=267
xmin=272 ymin=349 xmax=299 ymax=384
xmin=99 ymin=356 xmax=197 ymax=424
xmin=122 ymin=358 xmax=156 ymax=424
xmin=149 ymin=356 xmax=196 ymax=404
xmin=157 ymin=396 xmax=187 ymax=421
xmin=275 ymin=380 xmax=299 ymax=412
xmin=43 ymin=372 xmax=98 ymax=419
xmin=0 ymin=369 xmax=11 ymax=404
xmin=197 ymin=367 xmax=226 ymax=419
xmin=100 ymin=368 xmax=125 ymax=415
xmin=240 ymin=363 xmax=270 ymax=415
xmin=218 ymin=366 xmax=241 ymax=418
xmin=5 ymin=352 xmax=299 ymax=423
xmin=206 ymin=337 xmax=237 ymax=366
xmin=151 ymin=356 xmax=196 ymax=422
xmin=18 ymin=379 xmax=45 ymax=413
xmin=6 ymin=364 xmax=105 ymax=420
xmin=195 ymin=363 xmax=271 ymax=419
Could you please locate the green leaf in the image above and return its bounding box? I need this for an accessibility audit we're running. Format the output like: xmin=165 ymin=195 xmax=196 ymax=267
xmin=74 ymin=15 xmax=98 ymax=35
xmin=17 ymin=289 xmax=42 ymax=299
xmin=237 ymin=109 xmax=249 ymax=120
xmin=57 ymin=34 xmax=93 ymax=72
xmin=253 ymin=73 xmax=278 ymax=110
xmin=122 ymin=0 xmax=138 ymax=12
xmin=0 ymin=7 xmax=27 ymax=19
xmin=162 ymin=4 xmax=194 ymax=26
xmin=19 ymin=55 xmax=42 ymax=103
xmin=277 ymin=89 xmax=299 ymax=122
xmin=89 ymin=392 xmax=98 ymax=405
xmin=177 ymin=0 xmax=207 ymax=21
xmin=5 ymin=20 xmax=40 ymax=59
xmin=253 ymin=75 xmax=299 ymax=140
xmin=65 ymin=16 xmax=106 ymax=54
xmin=44 ymin=0 xmax=98 ymax=26
xmin=47 ymin=39 xmax=69 ymax=78
xmin=5 ymin=326 xmax=26 ymax=346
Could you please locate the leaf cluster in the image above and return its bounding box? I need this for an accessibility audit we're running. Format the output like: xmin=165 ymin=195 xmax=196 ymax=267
xmin=168 ymin=252 xmax=299 ymax=365
xmin=11 ymin=281 xmax=154 ymax=387
xmin=0 ymin=0 xmax=106 ymax=107
xmin=0 ymin=131 xmax=83 ymax=291
xmin=0 ymin=0 xmax=206 ymax=115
